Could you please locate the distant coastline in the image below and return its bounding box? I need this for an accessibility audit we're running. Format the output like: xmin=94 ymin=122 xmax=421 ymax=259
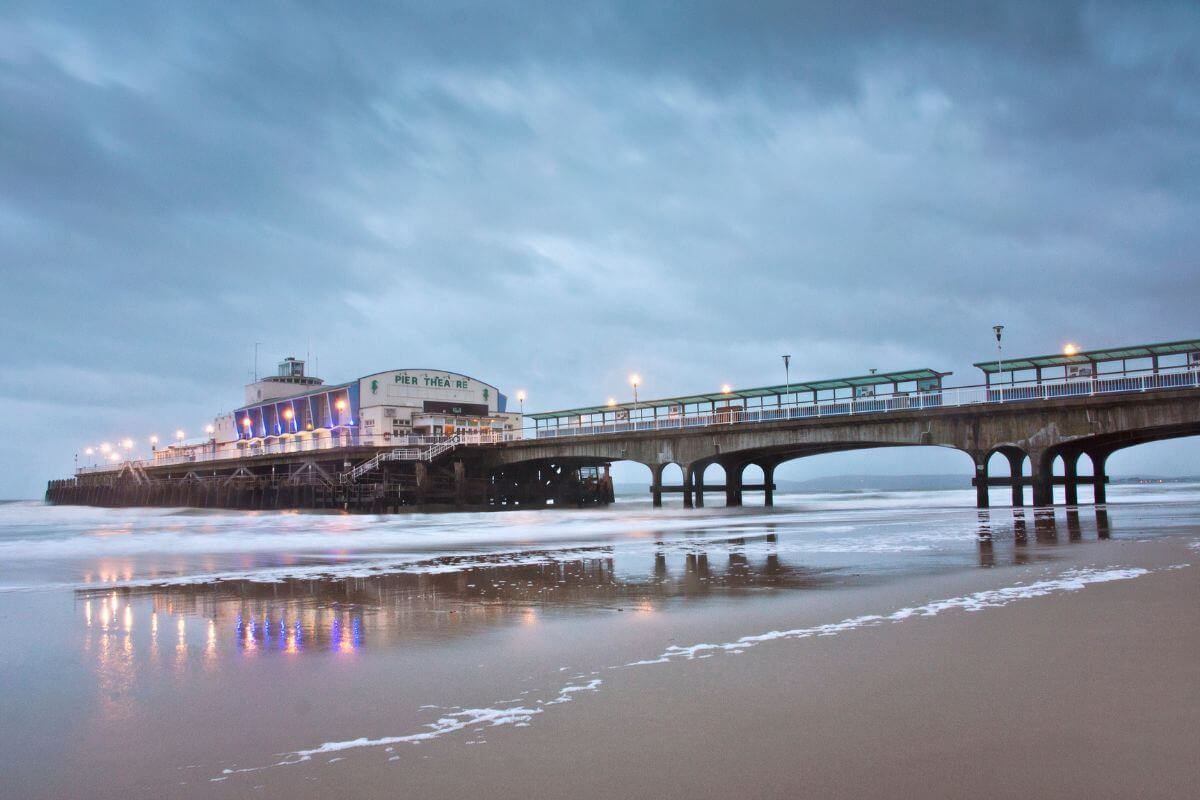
xmin=616 ymin=473 xmax=1200 ymax=496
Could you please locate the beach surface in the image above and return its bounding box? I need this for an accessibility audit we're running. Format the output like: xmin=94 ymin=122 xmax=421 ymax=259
xmin=1 ymin=486 xmax=1197 ymax=799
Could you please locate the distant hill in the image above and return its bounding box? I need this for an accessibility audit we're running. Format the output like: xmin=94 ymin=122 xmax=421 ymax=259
xmin=613 ymin=473 xmax=1199 ymax=497
xmin=613 ymin=473 xmax=971 ymax=496
xmin=777 ymin=474 xmax=971 ymax=492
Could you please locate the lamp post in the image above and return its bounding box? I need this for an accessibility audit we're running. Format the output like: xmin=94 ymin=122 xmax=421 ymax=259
xmin=782 ymin=355 xmax=791 ymax=410
xmin=629 ymin=374 xmax=641 ymax=419
xmin=993 ymin=325 xmax=1005 ymax=388
xmin=175 ymin=429 xmax=185 ymax=446
xmin=517 ymin=390 xmax=526 ymax=414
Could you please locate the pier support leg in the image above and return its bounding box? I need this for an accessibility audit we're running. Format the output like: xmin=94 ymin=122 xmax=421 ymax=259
xmin=1090 ymin=450 xmax=1109 ymax=505
xmin=1030 ymin=448 xmax=1054 ymax=508
xmin=682 ymin=463 xmax=694 ymax=509
xmin=762 ymin=462 xmax=775 ymax=507
xmin=694 ymin=465 xmax=705 ymax=508
xmin=1063 ymin=452 xmax=1079 ymax=507
xmin=650 ymin=463 xmax=664 ymax=507
xmin=453 ymin=460 xmax=466 ymax=507
xmin=415 ymin=462 xmax=428 ymax=505
xmin=1006 ymin=451 xmax=1026 ymax=507
xmin=725 ymin=462 xmax=743 ymax=507
xmin=974 ymin=454 xmax=989 ymax=509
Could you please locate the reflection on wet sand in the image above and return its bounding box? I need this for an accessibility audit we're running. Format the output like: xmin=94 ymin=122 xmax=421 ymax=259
xmin=73 ymin=510 xmax=1121 ymax=666
xmin=976 ymin=507 xmax=1115 ymax=567
xmin=76 ymin=533 xmax=836 ymax=656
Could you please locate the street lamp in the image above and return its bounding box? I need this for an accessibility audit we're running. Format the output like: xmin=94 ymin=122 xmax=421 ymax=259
xmin=100 ymin=442 xmax=111 ymax=454
xmin=629 ymin=374 xmax=641 ymax=409
xmin=1063 ymin=343 xmax=1078 ymax=356
xmin=149 ymin=435 xmax=158 ymax=449
xmin=993 ymin=325 xmax=1005 ymax=387
xmin=175 ymin=429 xmax=185 ymax=445
xmin=721 ymin=383 xmax=732 ymax=394
xmin=122 ymin=438 xmax=133 ymax=450
xmin=782 ymin=355 xmax=791 ymax=410
xmin=516 ymin=390 xmax=526 ymax=414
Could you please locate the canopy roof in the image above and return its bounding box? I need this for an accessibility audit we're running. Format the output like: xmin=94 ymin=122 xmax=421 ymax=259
xmin=528 ymin=368 xmax=950 ymax=421
xmin=973 ymin=338 xmax=1200 ymax=374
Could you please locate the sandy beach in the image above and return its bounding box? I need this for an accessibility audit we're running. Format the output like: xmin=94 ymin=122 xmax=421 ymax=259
xmin=1 ymin=491 xmax=1198 ymax=799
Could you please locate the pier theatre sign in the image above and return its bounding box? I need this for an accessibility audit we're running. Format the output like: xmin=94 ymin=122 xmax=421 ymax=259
xmin=360 ymin=369 xmax=498 ymax=412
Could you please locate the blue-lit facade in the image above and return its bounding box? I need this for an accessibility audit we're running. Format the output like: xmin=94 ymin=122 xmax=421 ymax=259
xmin=233 ymin=382 xmax=360 ymax=440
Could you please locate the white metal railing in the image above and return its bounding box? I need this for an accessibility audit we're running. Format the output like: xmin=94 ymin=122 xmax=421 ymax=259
xmin=76 ymin=430 xmax=518 ymax=475
xmin=344 ymin=436 xmax=464 ymax=481
xmin=74 ymin=366 xmax=1200 ymax=474
xmin=532 ymin=367 xmax=1200 ymax=440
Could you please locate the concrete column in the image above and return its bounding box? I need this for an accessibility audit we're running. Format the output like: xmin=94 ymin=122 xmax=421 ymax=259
xmin=1063 ymin=451 xmax=1079 ymax=506
xmin=973 ymin=454 xmax=989 ymax=509
xmin=650 ymin=464 xmax=664 ymax=508
xmin=1030 ymin=450 xmax=1054 ymax=508
xmin=415 ymin=461 xmax=428 ymax=505
xmin=681 ymin=463 xmax=694 ymax=509
xmin=725 ymin=462 xmax=743 ymax=507
xmin=694 ymin=464 xmax=705 ymax=508
xmin=1005 ymin=451 xmax=1026 ymax=507
xmin=1090 ymin=450 xmax=1109 ymax=505
xmin=453 ymin=460 xmax=466 ymax=507
xmin=762 ymin=462 xmax=775 ymax=507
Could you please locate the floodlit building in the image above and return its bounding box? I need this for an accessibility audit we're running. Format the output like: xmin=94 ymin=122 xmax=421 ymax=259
xmin=217 ymin=358 xmax=521 ymax=447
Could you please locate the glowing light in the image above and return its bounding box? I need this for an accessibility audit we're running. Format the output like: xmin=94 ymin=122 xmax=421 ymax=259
xmin=121 ymin=438 xmax=133 ymax=450
xmin=151 ymin=612 xmax=158 ymax=634
xmin=205 ymin=424 xmax=215 ymax=434
xmin=109 ymin=452 xmax=121 ymax=462
xmin=607 ymin=398 xmax=617 ymax=407
xmin=123 ymin=604 xmax=132 ymax=632
xmin=242 ymin=417 xmax=252 ymax=427
xmin=335 ymin=399 xmax=346 ymax=411
xmin=85 ymin=447 xmax=94 ymax=456
xmin=100 ymin=442 xmax=111 ymax=454
xmin=516 ymin=390 xmax=526 ymax=402
xmin=177 ymin=617 xmax=186 ymax=639
xmin=149 ymin=435 xmax=158 ymax=445
xmin=629 ymin=373 xmax=641 ymax=387
xmin=85 ymin=599 xmax=92 ymax=626
xmin=1063 ymin=343 xmax=1079 ymax=356
xmin=721 ymin=384 xmax=732 ymax=394
xmin=282 ymin=408 xmax=294 ymax=420
xmin=175 ymin=429 xmax=185 ymax=441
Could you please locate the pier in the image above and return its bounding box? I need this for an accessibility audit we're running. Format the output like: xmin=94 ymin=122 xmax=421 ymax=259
xmin=46 ymin=338 xmax=1200 ymax=512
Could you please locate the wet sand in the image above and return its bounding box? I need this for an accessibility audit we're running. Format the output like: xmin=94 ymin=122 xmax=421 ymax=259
xmin=243 ymin=537 xmax=1199 ymax=800
xmin=1 ymin=499 xmax=1198 ymax=799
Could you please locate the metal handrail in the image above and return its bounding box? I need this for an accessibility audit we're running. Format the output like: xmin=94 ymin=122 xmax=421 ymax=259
xmin=532 ymin=368 xmax=1200 ymax=439
xmin=75 ymin=366 xmax=1200 ymax=474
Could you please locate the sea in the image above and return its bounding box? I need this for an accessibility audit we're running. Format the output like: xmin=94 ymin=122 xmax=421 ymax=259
xmin=1 ymin=483 xmax=1198 ymax=798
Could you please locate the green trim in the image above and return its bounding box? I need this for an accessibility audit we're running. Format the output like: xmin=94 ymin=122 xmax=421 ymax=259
xmin=527 ymin=368 xmax=950 ymax=421
xmin=972 ymin=338 xmax=1200 ymax=374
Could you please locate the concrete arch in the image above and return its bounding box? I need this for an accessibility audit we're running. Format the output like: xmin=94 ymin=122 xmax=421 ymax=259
xmin=754 ymin=443 xmax=976 ymax=506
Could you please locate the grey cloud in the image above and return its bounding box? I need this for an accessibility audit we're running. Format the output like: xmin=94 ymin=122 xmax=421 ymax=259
xmin=1 ymin=1 xmax=1198 ymax=496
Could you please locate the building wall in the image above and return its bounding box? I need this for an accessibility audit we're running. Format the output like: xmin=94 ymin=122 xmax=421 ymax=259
xmin=358 ymin=370 xmax=502 ymax=413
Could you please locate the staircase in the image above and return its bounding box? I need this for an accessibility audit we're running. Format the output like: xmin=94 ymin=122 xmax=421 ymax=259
xmin=343 ymin=435 xmax=463 ymax=482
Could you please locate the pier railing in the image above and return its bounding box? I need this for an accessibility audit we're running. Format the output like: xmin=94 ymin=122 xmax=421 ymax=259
xmin=532 ymin=366 xmax=1200 ymax=439
xmin=75 ymin=366 xmax=1200 ymax=474
xmin=76 ymin=430 xmax=518 ymax=475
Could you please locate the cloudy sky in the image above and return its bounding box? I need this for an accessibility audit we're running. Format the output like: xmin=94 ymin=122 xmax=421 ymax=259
xmin=2 ymin=1 xmax=1199 ymax=496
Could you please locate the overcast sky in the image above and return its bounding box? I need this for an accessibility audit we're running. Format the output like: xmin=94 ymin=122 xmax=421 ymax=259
xmin=2 ymin=1 xmax=1199 ymax=497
